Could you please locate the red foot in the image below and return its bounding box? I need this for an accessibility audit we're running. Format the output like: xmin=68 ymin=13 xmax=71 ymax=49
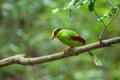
xmin=64 ymin=46 xmax=75 ymax=54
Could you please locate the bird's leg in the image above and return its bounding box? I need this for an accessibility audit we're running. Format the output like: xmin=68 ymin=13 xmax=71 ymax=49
xmin=69 ymin=46 xmax=75 ymax=53
xmin=64 ymin=46 xmax=75 ymax=54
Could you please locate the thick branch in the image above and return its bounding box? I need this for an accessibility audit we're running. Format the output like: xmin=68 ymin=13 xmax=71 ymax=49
xmin=0 ymin=36 xmax=120 ymax=68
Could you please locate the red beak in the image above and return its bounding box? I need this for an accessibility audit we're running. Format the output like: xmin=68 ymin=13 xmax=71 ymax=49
xmin=51 ymin=35 xmax=55 ymax=40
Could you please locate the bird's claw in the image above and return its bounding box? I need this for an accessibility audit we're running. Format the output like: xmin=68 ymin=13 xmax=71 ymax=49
xmin=64 ymin=46 xmax=75 ymax=54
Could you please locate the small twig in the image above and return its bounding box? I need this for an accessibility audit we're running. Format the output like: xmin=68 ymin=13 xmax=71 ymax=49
xmin=93 ymin=9 xmax=107 ymax=43
xmin=99 ymin=8 xmax=120 ymax=40
xmin=94 ymin=8 xmax=120 ymax=43
xmin=94 ymin=9 xmax=106 ymax=27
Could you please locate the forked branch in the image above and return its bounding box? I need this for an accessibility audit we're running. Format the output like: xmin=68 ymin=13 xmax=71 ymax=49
xmin=94 ymin=8 xmax=120 ymax=42
xmin=99 ymin=8 xmax=120 ymax=40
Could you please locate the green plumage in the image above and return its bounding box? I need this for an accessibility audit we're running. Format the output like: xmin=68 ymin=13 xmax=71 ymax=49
xmin=52 ymin=29 xmax=102 ymax=66
xmin=55 ymin=29 xmax=84 ymax=47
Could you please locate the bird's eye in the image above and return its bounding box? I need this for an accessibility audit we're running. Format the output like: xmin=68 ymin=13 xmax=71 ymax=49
xmin=54 ymin=29 xmax=62 ymax=35
xmin=54 ymin=31 xmax=57 ymax=35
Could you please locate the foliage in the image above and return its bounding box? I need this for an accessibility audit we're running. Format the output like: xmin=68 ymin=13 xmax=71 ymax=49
xmin=0 ymin=0 xmax=120 ymax=80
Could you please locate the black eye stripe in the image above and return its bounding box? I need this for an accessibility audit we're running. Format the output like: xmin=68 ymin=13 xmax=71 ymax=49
xmin=54 ymin=29 xmax=62 ymax=35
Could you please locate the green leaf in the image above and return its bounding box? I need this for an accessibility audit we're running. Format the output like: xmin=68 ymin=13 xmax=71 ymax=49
xmin=88 ymin=0 xmax=96 ymax=11
xmin=108 ymin=5 xmax=119 ymax=17
xmin=98 ymin=4 xmax=120 ymax=21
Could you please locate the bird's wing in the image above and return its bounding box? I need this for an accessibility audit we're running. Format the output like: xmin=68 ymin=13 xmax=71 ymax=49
xmin=71 ymin=36 xmax=86 ymax=44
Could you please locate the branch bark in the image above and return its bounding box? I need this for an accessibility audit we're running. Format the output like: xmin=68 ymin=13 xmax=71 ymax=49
xmin=0 ymin=36 xmax=120 ymax=68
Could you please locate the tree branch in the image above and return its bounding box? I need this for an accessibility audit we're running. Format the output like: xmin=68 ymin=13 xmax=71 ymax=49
xmin=0 ymin=36 xmax=120 ymax=68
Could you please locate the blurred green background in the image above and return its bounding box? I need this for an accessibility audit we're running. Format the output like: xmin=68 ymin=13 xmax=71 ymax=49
xmin=0 ymin=0 xmax=120 ymax=80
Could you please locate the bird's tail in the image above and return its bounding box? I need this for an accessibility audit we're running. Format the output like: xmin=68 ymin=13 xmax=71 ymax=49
xmin=88 ymin=51 xmax=102 ymax=66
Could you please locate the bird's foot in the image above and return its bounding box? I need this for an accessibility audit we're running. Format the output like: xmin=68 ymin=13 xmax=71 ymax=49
xmin=64 ymin=46 xmax=75 ymax=54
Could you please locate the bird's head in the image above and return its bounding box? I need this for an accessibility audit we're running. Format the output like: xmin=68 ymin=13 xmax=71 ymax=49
xmin=51 ymin=28 xmax=62 ymax=40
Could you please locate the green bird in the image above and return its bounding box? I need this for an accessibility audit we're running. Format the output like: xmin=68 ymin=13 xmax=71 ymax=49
xmin=51 ymin=28 xmax=102 ymax=66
